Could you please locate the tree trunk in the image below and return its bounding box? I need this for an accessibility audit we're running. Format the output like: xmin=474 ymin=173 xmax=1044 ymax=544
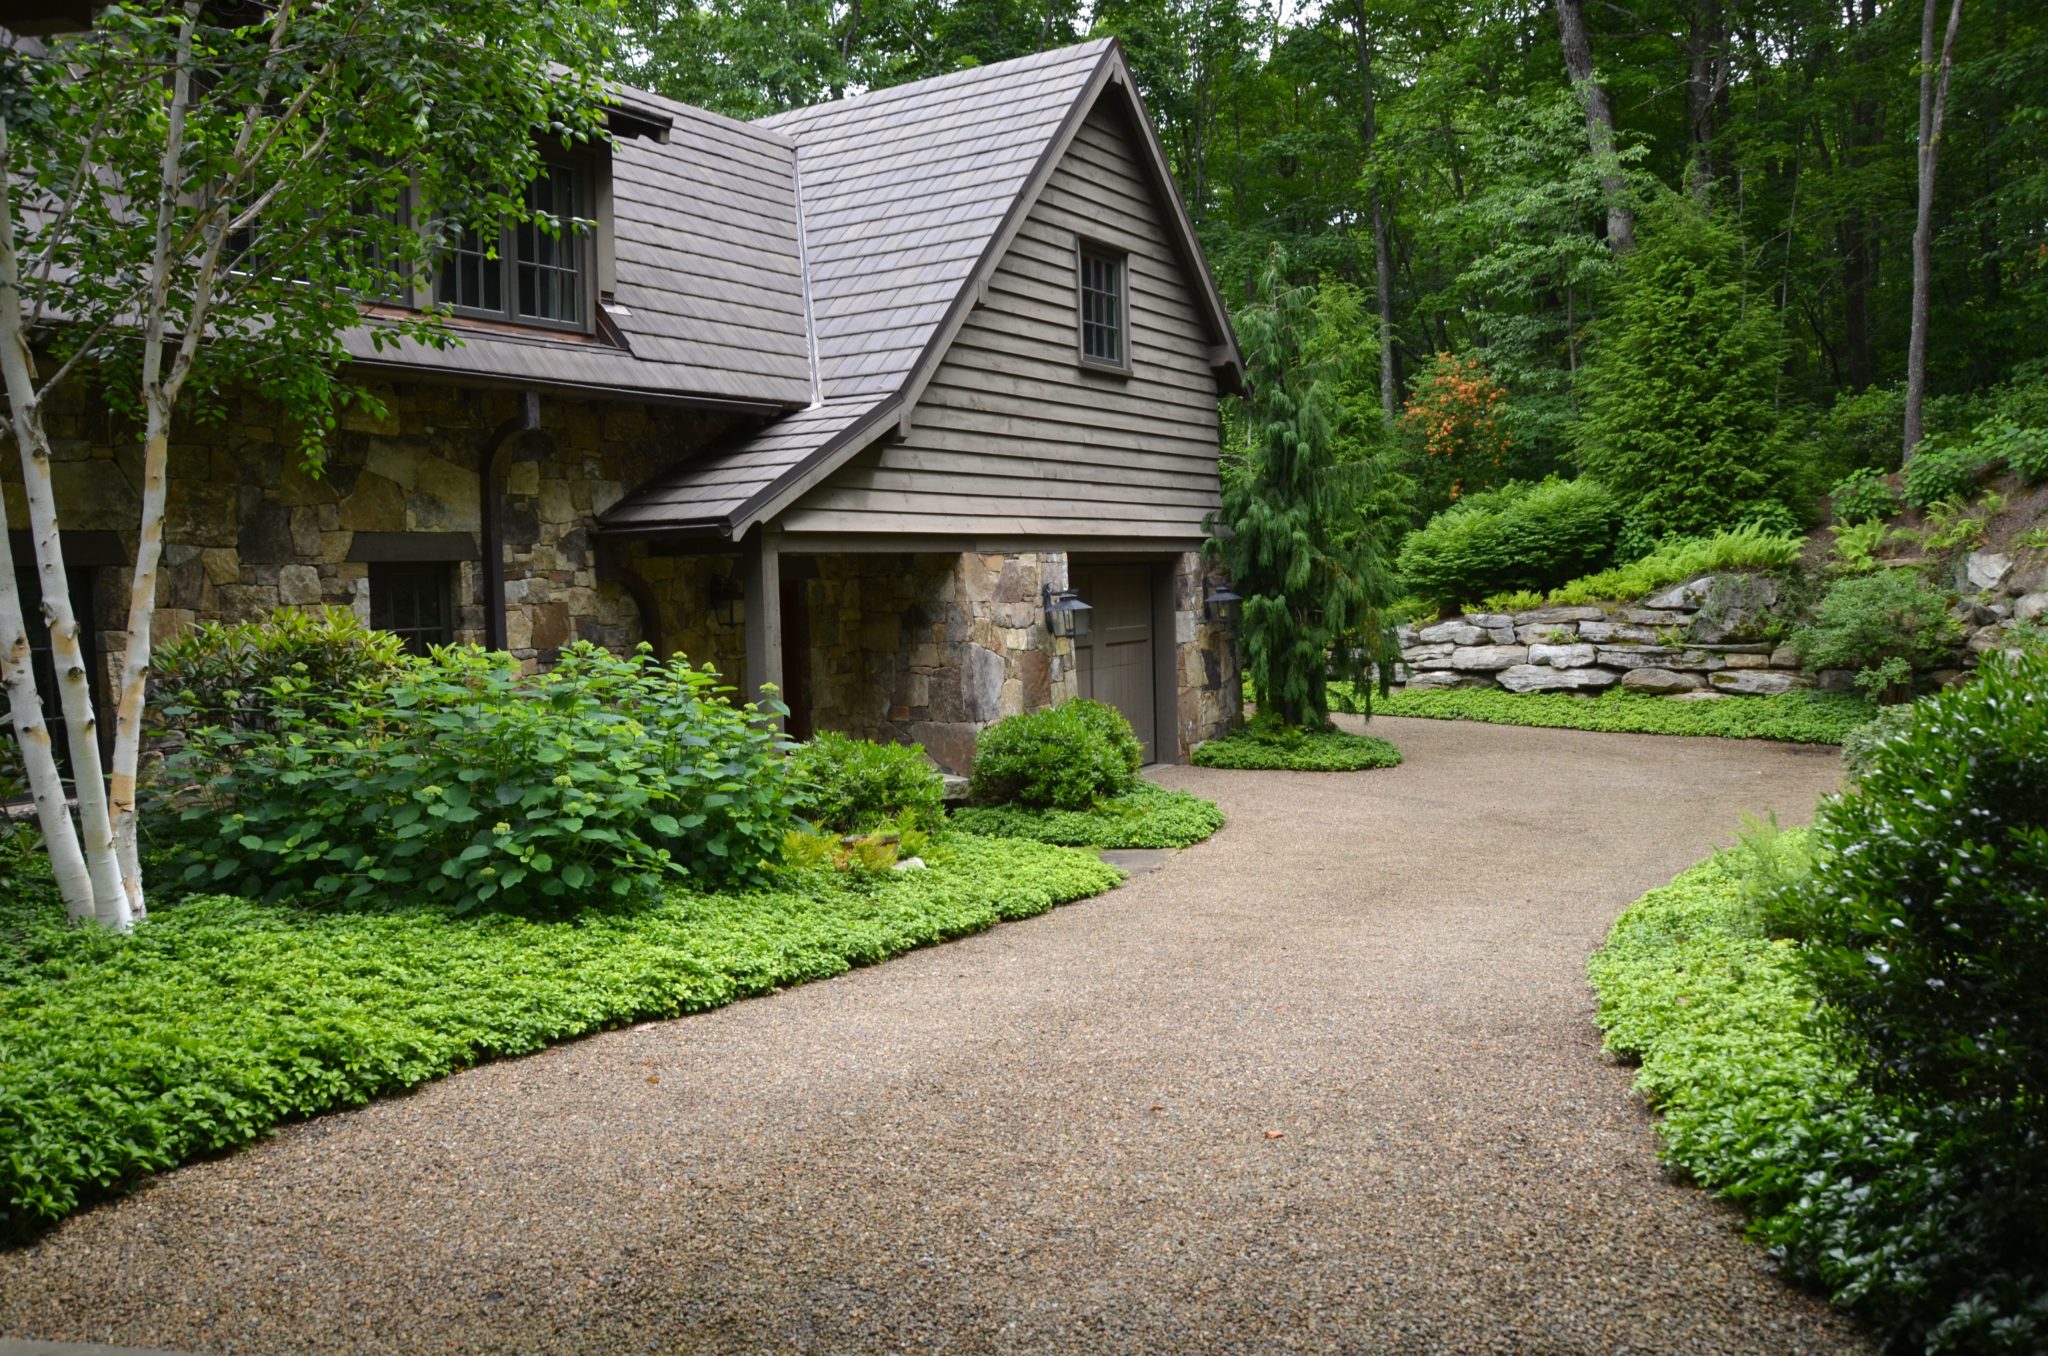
xmin=1840 ymin=0 xmax=1878 ymax=393
xmin=1553 ymin=0 xmax=1635 ymax=252
xmin=1350 ymin=5 xmax=1399 ymax=422
xmin=0 ymin=528 xmax=95 ymax=921
xmin=1903 ymin=0 xmax=1964 ymax=458
xmin=1685 ymin=0 xmax=1729 ymax=201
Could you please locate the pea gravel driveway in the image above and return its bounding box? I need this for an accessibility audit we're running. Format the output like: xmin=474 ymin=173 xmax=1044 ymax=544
xmin=1 ymin=716 xmax=1872 ymax=1356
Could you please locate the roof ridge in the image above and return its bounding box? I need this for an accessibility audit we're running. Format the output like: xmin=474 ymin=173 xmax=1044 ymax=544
xmin=755 ymin=38 xmax=1113 ymax=132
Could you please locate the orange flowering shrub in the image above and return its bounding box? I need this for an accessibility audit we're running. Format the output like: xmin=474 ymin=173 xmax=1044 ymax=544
xmin=1398 ymin=353 xmax=1510 ymax=499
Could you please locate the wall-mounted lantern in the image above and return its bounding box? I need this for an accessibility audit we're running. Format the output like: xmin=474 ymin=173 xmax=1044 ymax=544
xmin=708 ymin=574 xmax=742 ymax=627
xmin=1204 ymin=579 xmax=1244 ymax=623
xmin=1042 ymin=584 xmax=1093 ymax=640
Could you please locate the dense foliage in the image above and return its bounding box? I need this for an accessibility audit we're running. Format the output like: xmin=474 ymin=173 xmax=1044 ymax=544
xmin=148 ymin=643 xmax=793 ymax=912
xmin=1396 ymin=477 xmax=1618 ymax=612
xmin=1373 ymin=686 xmax=1872 ymax=745
xmin=1480 ymin=525 xmax=1805 ymax=612
xmin=0 ymin=834 xmax=1123 ymax=1236
xmin=1212 ymin=256 xmax=1401 ymax=727
xmin=1594 ymin=653 xmax=2048 ymax=1352
xmin=1396 ymin=352 xmax=1512 ymax=505
xmin=950 ymin=781 xmax=1224 ymax=849
xmin=1571 ymin=201 xmax=1804 ymax=553
xmin=1789 ymin=647 xmax=2048 ymax=1165
xmin=968 ymin=700 xmax=1142 ymax=810
xmin=1191 ymin=715 xmax=1403 ymax=771
xmin=1826 ymin=468 xmax=1904 ymax=526
xmin=1791 ymin=570 xmax=1963 ymax=699
xmin=150 ymin=607 xmax=412 ymax=736
xmin=786 ymin=732 xmax=946 ymax=836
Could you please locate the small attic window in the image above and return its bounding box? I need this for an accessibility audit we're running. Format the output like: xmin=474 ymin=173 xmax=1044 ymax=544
xmin=1078 ymin=244 xmax=1128 ymax=371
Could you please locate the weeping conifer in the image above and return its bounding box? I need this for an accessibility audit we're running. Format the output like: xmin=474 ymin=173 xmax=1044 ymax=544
xmin=1211 ymin=251 xmax=1401 ymax=729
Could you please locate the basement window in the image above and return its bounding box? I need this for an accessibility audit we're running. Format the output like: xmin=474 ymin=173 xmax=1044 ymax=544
xmin=368 ymin=562 xmax=456 ymax=656
xmin=1078 ymin=244 xmax=1128 ymax=371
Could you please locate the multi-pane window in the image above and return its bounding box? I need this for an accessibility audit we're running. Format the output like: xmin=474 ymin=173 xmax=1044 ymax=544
xmin=368 ymin=562 xmax=455 ymax=656
xmin=434 ymin=164 xmax=586 ymax=329
xmin=1079 ymin=247 xmax=1126 ymax=367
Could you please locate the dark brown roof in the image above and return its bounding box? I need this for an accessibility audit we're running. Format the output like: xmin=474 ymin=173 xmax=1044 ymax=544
xmin=601 ymin=39 xmax=1243 ymax=539
xmin=346 ymin=94 xmax=815 ymax=411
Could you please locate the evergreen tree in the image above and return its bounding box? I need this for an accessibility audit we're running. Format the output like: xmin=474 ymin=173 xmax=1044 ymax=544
xmin=1212 ymin=254 xmax=1402 ymax=729
xmin=1572 ymin=197 xmax=1805 ymax=554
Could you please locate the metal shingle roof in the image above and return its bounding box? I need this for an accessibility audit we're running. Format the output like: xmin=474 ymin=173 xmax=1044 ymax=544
xmin=600 ymin=40 xmax=1117 ymax=536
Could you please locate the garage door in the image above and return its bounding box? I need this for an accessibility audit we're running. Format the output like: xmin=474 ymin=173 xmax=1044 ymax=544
xmin=1070 ymin=564 xmax=1156 ymax=762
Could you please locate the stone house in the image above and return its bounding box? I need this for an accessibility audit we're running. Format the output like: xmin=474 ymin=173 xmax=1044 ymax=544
xmin=9 ymin=39 xmax=1244 ymax=773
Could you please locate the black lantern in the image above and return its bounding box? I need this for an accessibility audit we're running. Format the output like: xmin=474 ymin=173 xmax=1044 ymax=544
xmin=708 ymin=574 xmax=742 ymax=626
xmin=1042 ymin=584 xmax=1093 ymax=639
xmin=1203 ymin=579 xmax=1244 ymax=623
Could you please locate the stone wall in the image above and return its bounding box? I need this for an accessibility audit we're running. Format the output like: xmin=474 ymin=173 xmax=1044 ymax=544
xmin=7 ymin=381 xmax=733 ymax=692
xmin=1392 ymin=554 xmax=2048 ymax=699
xmin=11 ymin=383 xmax=1239 ymax=771
xmin=1392 ymin=574 xmax=1813 ymax=697
xmin=626 ymin=548 xmax=1240 ymax=773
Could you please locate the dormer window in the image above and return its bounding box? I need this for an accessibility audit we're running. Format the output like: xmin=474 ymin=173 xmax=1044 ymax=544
xmin=435 ymin=163 xmax=590 ymax=331
xmin=1078 ymin=243 xmax=1128 ymax=371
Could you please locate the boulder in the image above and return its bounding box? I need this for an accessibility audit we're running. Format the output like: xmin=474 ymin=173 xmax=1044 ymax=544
xmin=1768 ymin=645 xmax=1802 ymax=669
xmin=1708 ymin=669 xmax=1812 ymax=695
xmin=1965 ymin=551 xmax=2014 ymax=591
xmin=1528 ymin=642 xmax=1597 ymax=669
xmin=1578 ymin=621 xmax=1661 ymax=644
xmin=1967 ymin=626 xmax=2010 ymax=656
xmin=1688 ymin=573 xmax=1784 ymax=644
xmin=1667 ymin=690 xmax=1731 ymax=702
xmin=1621 ymin=608 xmax=1692 ymax=627
xmin=1402 ymin=643 xmax=1457 ymax=668
xmin=1643 ymin=576 xmax=1715 ymax=609
xmin=1510 ymin=606 xmax=1607 ymax=625
xmin=1514 ymin=622 xmax=1581 ymax=644
xmin=1394 ymin=623 xmax=1419 ymax=647
xmin=1815 ymin=669 xmax=1858 ymax=692
xmin=1721 ymin=652 xmax=1773 ymax=669
xmin=2014 ymin=592 xmax=2048 ymax=623
xmin=1596 ymin=645 xmax=1725 ymax=672
xmin=1620 ymin=667 xmax=1706 ymax=694
xmin=1498 ymin=664 xmax=1623 ymax=693
xmin=1447 ymin=644 xmax=1529 ymax=671
xmin=1402 ymin=670 xmax=1489 ymax=691
xmin=1466 ymin=613 xmax=1515 ymax=629
xmin=1418 ymin=620 xmax=1489 ymax=646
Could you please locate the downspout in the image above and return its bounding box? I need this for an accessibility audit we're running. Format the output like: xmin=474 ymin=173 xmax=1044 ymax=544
xmin=479 ymin=390 xmax=542 ymax=652
xmin=594 ymin=536 xmax=662 ymax=657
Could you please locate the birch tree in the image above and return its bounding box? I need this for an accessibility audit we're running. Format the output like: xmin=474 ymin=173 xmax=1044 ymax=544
xmin=0 ymin=0 xmax=616 ymax=928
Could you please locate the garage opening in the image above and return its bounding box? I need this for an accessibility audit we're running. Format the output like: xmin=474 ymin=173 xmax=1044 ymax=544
xmin=1070 ymin=562 xmax=1158 ymax=763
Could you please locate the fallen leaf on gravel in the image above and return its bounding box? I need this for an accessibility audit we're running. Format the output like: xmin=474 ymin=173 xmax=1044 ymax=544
xmin=645 ymin=1075 xmax=660 ymax=1084
xmin=1264 ymin=1130 xmax=1285 ymax=1140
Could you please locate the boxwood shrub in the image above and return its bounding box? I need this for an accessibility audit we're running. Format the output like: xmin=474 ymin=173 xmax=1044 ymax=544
xmin=787 ymin=732 xmax=945 ymax=835
xmin=951 ymin=780 xmax=1223 ymax=849
xmin=969 ymin=699 xmax=1142 ymax=809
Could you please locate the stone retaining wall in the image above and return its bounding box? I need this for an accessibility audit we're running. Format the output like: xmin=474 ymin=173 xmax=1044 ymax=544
xmin=1392 ymin=554 xmax=2047 ymax=698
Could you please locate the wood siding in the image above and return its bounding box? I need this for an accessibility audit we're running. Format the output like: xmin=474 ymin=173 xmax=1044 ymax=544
xmin=779 ymin=99 xmax=1224 ymax=543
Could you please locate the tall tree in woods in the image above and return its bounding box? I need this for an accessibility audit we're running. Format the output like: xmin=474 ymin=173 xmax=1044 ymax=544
xmin=1212 ymin=252 xmax=1399 ymax=729
xmin=1903 ymin=0 xmax=1965 ymax=456
xmin=0 ymin=1 xmax=614 ymax=928
xmin=1551 ymin=0 xmax=1635 ymax=252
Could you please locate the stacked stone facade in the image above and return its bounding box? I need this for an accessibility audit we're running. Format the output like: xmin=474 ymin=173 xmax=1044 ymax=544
xmin=8 ymin=380 xmax=1239 ymax=773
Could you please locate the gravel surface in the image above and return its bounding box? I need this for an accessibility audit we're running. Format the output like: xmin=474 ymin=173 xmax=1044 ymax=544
xmin=0 ymin=716 xmax=1872 ymax=1355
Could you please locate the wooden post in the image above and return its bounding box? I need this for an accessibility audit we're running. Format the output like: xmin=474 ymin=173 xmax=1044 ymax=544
xmin=743 ymin=528 xmax=783 ymax=720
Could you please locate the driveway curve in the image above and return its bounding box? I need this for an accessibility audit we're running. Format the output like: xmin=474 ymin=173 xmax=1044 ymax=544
xmin=0 ymin=716 xmax=1869 ymax=1355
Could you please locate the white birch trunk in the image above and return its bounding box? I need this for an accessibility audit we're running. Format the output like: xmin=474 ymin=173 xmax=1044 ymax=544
xmin=0 ymin=510 xmax=94 ymax=921
xmin=0 ymin=111 xmax=127 ymax=928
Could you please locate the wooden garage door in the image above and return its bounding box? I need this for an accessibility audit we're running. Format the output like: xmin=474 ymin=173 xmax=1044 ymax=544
xmin=1071 ymin=564 xmax=1156 ymax=763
